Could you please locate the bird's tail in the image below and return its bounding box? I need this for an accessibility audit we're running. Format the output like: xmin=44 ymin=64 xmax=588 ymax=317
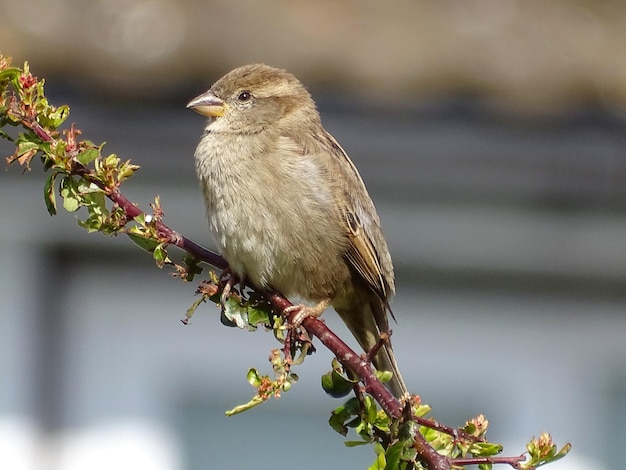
xmin=336 ymin=298 xmax=408 ymax=398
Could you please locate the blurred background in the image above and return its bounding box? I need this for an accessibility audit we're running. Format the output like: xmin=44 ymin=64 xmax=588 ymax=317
xmin=1 ymin=1 xmax=626 ymax=469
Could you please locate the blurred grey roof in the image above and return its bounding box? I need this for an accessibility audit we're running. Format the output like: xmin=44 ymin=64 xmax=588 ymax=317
xmin=2 ymin=0 xmax=626 ymax=115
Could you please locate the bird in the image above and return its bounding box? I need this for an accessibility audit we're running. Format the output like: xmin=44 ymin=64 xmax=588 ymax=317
xmin=187 ymin=64 xmax=407 ymax=398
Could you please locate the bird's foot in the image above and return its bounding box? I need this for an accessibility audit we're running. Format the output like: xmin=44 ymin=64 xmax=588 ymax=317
xmin=284 ymin=298 xmax=330 ymax=327
xmin=218 ymin=268 xmax=245 ymax=307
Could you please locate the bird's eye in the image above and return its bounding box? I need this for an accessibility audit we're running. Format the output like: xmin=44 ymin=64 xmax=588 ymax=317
xmin=238 ymin=91 xmax=251 ymax=101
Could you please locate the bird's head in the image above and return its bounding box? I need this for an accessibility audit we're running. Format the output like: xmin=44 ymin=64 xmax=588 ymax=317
xmin=187 ymin=64 xmax=318 ymax=134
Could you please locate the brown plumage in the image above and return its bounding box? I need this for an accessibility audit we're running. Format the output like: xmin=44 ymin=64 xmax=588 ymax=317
xmin=188 ymin=64 xmax=407 ymax=397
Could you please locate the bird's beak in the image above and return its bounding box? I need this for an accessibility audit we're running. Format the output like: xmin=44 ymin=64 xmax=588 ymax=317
xmin=186 ymin=91 xmax=226 ymax=117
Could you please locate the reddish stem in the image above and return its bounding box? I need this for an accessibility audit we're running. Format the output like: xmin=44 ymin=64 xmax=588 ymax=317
xmin=267 ymin=292 xmax=450 ymax=470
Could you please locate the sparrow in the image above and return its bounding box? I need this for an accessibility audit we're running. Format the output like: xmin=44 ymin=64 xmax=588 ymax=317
xmin=187 ymin=64 xmax=407 ymax=397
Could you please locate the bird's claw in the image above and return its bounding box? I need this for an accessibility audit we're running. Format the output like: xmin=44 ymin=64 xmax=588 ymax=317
xmin=218 ymin=268 xmax=246 ymax=307
xmin=284 ymin=299 xmax=330 ymax=328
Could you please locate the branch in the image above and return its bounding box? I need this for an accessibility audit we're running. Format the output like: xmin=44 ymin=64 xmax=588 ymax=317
xmin=26 ymin=119 xmax=228 ymax=270
xmin=1 ymin=56 xmax=571 ymax=470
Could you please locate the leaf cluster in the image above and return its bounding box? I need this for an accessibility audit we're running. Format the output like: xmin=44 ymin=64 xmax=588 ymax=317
xmin=1 ymin=55 xmax=200 ymax=278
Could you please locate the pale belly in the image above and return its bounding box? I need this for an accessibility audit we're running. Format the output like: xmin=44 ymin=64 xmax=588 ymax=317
xmin=205 ymin=182 xmax=351 ymax=301
xmin=196 ymin=132 xmax=352 ymax=300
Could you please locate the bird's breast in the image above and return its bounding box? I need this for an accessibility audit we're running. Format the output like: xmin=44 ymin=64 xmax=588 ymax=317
xmin=194 ymin=132 xmax=351 ymax=299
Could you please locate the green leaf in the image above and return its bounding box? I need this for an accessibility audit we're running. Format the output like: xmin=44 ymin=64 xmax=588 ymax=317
xmin=183 ymin=295 xmax=206 ymax=323
xmin=77 ymin=181 xmax=102 ymax=194
xmin=328 ymin=398 xmax=361 ymax=436
xmin=247 ymin=368 xmax=262 ymax=387
xmin=384 ymin=441 xmax=404 ymax=470
xmin=16 ymin=138 xmax=38 ymax=157
xmin=62 ymin=194 xmax=80 ymax=212
xmin=246 ymin=304 xmax=271 ymax=328
xmin=220 ymin=297 xmax=248 ymax=329
xmin=127 ymin=232 xmax=160 ymax=253
xmin=43 ymin=171 xmax=59 ymax=215
xmin=363 ymin=395 xmax=378 ymax=423
xmin=368 ymin=444 xmax=386 ymax=470
xmin=76 ymin=147 xmax=99 ymax=165
xmin=47 ymin=104 xmax=69 ymax=128
xmin=219 ymin=294 xmax=272 ymax=331
xmin=549 ymin=442 xmax=572 ymax=464
xmin=60 ymin=176 xmax=81 ymax=212
xmin=133 ymin=213 xmax=146 ymax=225
xmin=376 ymin=370 xmax=393 ymax=385
xmin=412 ymin=402 xmax=431 ymax=418
xmin=0 ymin=67 xmax=21 ymax=82
xmin=328 ymin=407 xmax=352 ymax=436
xmin=344 ymin=440 xmax=368 ymax=447
xmin=153 ymin=243 xmax=170 ymax=267
xmin=321 ymin=368 xmax=357 ymax=398
xmin=470 ymin=441 xmax=503 ymax=457
xmin=118 ymin=159 xmax=139 ymax=181
xmin=181 ymin=254 xmax=203 ymax=282
xmin=224 ymin=395 xmax=265 ymax=416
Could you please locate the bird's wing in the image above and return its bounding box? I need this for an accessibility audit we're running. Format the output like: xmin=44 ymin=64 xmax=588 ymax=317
xmin=321 ymin=131 xmax=393 ymax=302
xmin=280 ymin=127 xmax=394 ymax=302
xmin=342 ymin=206 xmax=389 ymax=301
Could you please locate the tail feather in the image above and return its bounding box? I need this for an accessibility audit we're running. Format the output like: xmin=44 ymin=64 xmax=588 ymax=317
xmin=335 ymin=299 xmax=408 ymax=398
